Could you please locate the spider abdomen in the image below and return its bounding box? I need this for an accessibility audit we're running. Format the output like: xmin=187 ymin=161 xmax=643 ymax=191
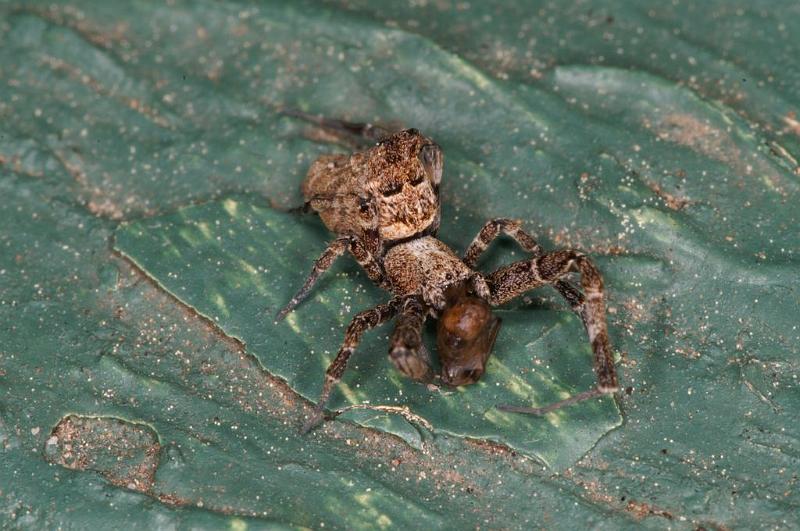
xmin=301 ymin=129 xmax=442 ymax=243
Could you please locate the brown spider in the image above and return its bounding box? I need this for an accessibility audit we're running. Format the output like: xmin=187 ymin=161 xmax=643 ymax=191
xmin=277 ymin=114 xmax=619 ymax=432
xmin=275 ymin=111 xmax=443 ymax=323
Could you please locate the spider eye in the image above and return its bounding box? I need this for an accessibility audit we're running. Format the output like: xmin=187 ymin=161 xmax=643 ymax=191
xmin=419 ymin=143 xmax=443 ymax=185
xmin=380 ymin=182 xmax=404 ymax=196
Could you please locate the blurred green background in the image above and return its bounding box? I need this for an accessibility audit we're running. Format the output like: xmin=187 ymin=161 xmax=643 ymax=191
xmin=1 ymin=1 xmax=799 ymax=528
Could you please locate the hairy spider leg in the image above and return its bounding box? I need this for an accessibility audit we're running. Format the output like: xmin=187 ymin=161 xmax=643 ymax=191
xmin=301 ymin=298 xmax=403 ymax=433
xmin=276 ymin=237 xmax=349 ymax=321
xmin=388 ymin=296 xmax=433 ymax=381
xmin=463 ymin=219 xmax=611 ymax=412
xmin=276 ymin=235 xmax=388 ymax=322
xmin=463 ymin=218 xmax=544 ymax=267
xmin=281 ymin=108 xmax=392 ymax=145
xmin=463 ymin=218 xmax=585 ymax=328
xmin=465 ymin=220 xmax=613 ymax=394
xmin=485 ymin=250 xmax=620 ymax=415
xmin=347 ymin=234 xmax=387 ymax=286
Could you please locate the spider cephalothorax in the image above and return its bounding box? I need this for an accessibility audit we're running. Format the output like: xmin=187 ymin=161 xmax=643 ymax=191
xmin=277 ymin=113 xmax=620 ymax=432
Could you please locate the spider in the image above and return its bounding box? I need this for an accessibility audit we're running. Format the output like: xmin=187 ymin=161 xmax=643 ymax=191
xmin=277 ymin=114 xmax=620 ymax=432
xmin=276 ymin=110 xmax=444 ymax=382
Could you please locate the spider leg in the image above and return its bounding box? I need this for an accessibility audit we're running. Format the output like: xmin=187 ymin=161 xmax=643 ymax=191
xmin=487 ymin=250 xmax=619 ymax=415
xmin=463 ymin=218 xmax=544 ymax=267
xmin=464 ymin=218 xmax=584 ymax=328
xmin=347 ymin=231 xmax=389 ymax=289
xmin=301 ymin=298 xmax=402 ymax=433
xmin=281 ymin=108 xmax=392 ymax=145
xmin=275 ymin=237 xmax=350 ymax=321
xmin=389 ymin=296 xmax=433 ymax=381
xmin=276 ymin=233 xmax=389 ymax=321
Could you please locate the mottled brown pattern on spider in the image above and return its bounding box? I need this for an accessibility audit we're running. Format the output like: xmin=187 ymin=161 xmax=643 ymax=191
xmin=278 ymin=113 xmax=620 ymax=432
xmin=303 ymin=128 xmax=442 ymax=243
xmin=383 ymin=237 xmax=474 ymax=308
xmin=276 ymin=120 xmax=445 ymax=322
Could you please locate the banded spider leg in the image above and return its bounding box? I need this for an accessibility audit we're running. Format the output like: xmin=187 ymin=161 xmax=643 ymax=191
xmin=301 ymin=297 xmax=403 ymax=433
xmin=463 ymin=218 xmax=619 ymax=415
xmin=276 ymin=235 xmax=388 ymax=322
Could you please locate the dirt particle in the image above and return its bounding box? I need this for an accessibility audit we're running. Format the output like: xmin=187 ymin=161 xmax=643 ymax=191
xmin=644 ymin=179 xmax=690 ymax=211
xmin=44 ymin=414 xmax=161 ymax=494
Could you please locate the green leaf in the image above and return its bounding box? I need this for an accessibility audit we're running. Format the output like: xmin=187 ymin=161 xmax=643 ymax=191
xmin=3 ymin=0 xmax=800 ymax=527
xmin=114 ymin=198 xmax=622 ymax=470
